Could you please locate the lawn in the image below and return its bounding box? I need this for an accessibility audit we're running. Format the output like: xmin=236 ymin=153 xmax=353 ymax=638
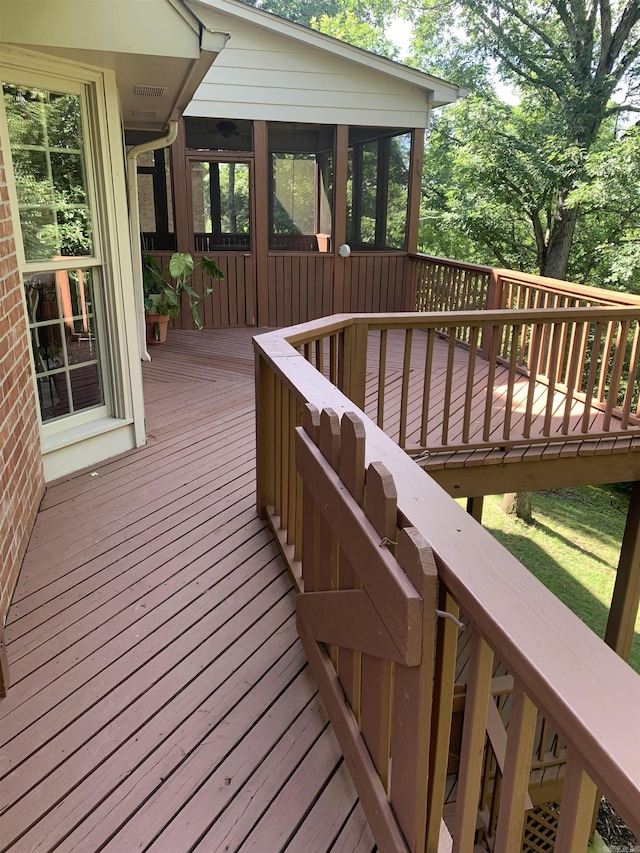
xmin=466 ymin=485 xmax=640 ymax=673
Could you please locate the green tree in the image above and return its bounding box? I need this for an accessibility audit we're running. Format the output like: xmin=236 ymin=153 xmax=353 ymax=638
xmin=412 ymin=0 xmax=640 ymax=280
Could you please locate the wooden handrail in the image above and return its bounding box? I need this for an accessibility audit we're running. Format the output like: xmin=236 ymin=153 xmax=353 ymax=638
xmin=254 ymin=318 xmax=640 ymax=850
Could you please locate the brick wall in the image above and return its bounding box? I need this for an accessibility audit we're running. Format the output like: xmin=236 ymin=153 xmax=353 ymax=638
xmin=0 ymin=140 xmax=45 ymax=623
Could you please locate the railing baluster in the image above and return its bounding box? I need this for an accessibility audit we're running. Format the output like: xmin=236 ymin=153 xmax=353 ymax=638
xmin=274 ymin=375 xmax=283 ymax=518
xmin=553 ymin=759 xmax=598 ymax=852
xmin=482 ymin=325 xmax=500 ymax=443
xmin=301 ymin=404 xmax=320 ymax=592
xmin=604 ymin=320 xmax=630 ymax=431
xmin=524 ymin=323 xmax=544 ymax=438
xmin=620 ymin=320 xmax=640 ymax=428
xmin=329 ymin=333 xmax=337 ymax=385
xmin=543 ymin=322 xmax=563 ymax=436
xmin=399 ymin=328 xmax=413 ymax=448
xmin=462 ymin=326 xmax=480 ymax=444
xmin=581 ymin=321 xmax=602 ymax=432
xmin=419 ymin=328 xmax=434 ymax=446
xmin=562 ymin=321 xmax=586 ymax=435
xmin=426 ymin=588 xmax=460 ymax=851
xmin=598 ymin=320 xmax=616 ymax=402
xmin=442 ymin=332 xmax=457 ymax=446
xmin=493 ymin=684 xmax=538 ymax=852
xmin=503 ymin=323 xmax=520 ymax=442
xmin=378 ymin=329 xmax=388 ymax=429
xmin=453 ymin=633 xmax=494 ymax=853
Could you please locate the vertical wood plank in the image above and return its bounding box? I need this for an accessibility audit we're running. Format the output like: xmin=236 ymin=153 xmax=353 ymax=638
xmin=318 ymin=408 xmax=341 ymax=667
xmin=399 ymin=328 xmax=413 ymax=448
xmin=482 ymin=325 xmax=500 ymax=443
xmin=462 ymin=326 xmax=480 ymax=444
xmin=333 ymin=125 xmax=349 ymax=314
xmin=361 ymin=460 xmax=397 ymax=792
xmin=605 ymin=479 xmax=640 ymax=661
xmin=170 ymin=119 xmax=190 ymax=255
xmin=620 ymin=322 xmax=640 ymax=428
xmin=502 ymin=324 xmax=520 ymax=442
xmin=336 ymin=412 xmax=366 ymax=719
xmin=553 ymin=760 xmax=598 ymax=852
xmin=453 ymin=633 xmax=494 ymax=853
xmin=406 ymin=129 xmax=425 ymax=256
xmin=603 ymin=321 xmax=630 ymax=430
xmin=301 ymin=405 xmax=321 ymax=593
xmin=390 ymin=527 xmax=438 ymax=853
xmin=493 ymin=685 xmax=538 ymax=853
xmin=426 ymin=589 xmax=460 ymax=852
xmin=420 ymin=329 xmax=435 ymax=446
xmin=255 ymin=354 xmax=276 ymax=517
xmin=253 ymin=120 xmax=270 ymax=326
xmin=378 ymin=329 xmax=388 ymax=429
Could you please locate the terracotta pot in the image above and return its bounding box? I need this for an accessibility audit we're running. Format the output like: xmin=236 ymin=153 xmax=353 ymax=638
xmin=145 ymin=313 xmax=170 ymax=344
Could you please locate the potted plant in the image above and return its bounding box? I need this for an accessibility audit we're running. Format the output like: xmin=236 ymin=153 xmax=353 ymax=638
xmin=142 ymin=252 xmax=223 ymax=343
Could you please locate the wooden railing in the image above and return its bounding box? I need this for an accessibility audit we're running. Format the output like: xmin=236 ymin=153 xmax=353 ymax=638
xmin=270 ymin=309 xmax=640 ymax=454
xmin=411 ymin=253 xmax=640 ymax=315
xmin=254 ymin=323 xmax=640 ymax=852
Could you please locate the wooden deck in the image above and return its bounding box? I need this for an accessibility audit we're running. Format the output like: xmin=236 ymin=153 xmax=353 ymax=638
xmin=0 ymin=328 xmax=375 ymax=853
xmin=1 ymin=323 xmax=629 ymax=851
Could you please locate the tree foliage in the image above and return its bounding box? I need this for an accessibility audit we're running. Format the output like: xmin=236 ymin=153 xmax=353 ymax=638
xmin=413 ymin=0 xmax=640 ymax=281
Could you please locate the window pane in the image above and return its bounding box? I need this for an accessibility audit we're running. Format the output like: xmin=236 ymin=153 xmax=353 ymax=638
xmin=268 ymin=122 xmax=334 ymax=252
xmin=272 ymin=154 xmax=316 ymax=235
xmin=24 ymin=269 xmax=103 ymax=422
xmin=3 ymin=84 xmax=94 ymax=261
xmin=191 ymin=161 xmax=250 ymax=251
xmin=347 ymin=127 xmax=411 ymax=250
xmin=386 ymin=133 xmax=411 ymax=250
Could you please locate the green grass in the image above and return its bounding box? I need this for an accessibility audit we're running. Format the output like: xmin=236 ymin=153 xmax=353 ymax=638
xmin=459 ymin=485 xmax=640 ymax=673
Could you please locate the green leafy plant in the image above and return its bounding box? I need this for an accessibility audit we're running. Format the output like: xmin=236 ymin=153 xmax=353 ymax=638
xmin=142 ymin=252 xmax=223 ymax=337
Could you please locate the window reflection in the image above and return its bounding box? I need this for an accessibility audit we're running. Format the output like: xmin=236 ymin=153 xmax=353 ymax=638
xmin=25 ymin=269 xmax=102 ymax=422
xmin=2 ymin=84 xmax=93 ymax=261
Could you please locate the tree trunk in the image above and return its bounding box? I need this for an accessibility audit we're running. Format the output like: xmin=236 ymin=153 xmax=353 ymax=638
xmin=502 ymin=492 xmax=532 ymax=523
xmin=541 ymin=196 xmax=580 ymax=281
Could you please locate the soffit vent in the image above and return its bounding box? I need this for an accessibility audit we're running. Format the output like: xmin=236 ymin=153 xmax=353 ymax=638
xmin=133 ymin=85 xmax=167 ymax=98
xmin=132 ymin=109 xmax=159 ymax=120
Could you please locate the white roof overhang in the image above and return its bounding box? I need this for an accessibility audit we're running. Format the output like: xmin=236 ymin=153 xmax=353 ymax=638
xmin=0 ymin=0 xmax=229 ymax=132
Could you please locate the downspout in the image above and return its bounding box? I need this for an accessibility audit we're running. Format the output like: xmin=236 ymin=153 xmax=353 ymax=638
xmin=126 ymin=121 xmax=179 ymax=362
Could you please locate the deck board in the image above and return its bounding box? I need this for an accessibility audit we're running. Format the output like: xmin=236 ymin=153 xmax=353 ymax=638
xmin=0 ymin=328 xmax=375 ymax=853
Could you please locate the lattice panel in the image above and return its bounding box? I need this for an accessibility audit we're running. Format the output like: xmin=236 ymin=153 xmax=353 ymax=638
xmin=522 ymin=802 xmax=561 ymax=852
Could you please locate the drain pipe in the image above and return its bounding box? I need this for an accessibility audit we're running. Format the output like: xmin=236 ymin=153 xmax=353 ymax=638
xmin=126 ymin=121 xmax=179 ymax=362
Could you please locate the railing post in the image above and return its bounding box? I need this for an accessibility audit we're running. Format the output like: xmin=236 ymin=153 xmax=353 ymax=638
xmin=338 ymin=321 xmax=368 ymax=409
xmin=255 ymin=351 xmax=276 ymax=518
xmin=481 ymin=270 xmax=504 ymax=360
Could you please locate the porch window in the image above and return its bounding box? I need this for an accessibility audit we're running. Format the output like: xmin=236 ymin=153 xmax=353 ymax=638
xmin=190 ymin=160 xmax=251 ymax=252
xmin=268 ymin=122 xmax=334 ymax=252
xmin=2 ymin=81 xmax=108 ymax=425
xmin=137 ymin=148 xmax=175 ymax=252
xmin=347 ymin=128 xmax=411 ymax=250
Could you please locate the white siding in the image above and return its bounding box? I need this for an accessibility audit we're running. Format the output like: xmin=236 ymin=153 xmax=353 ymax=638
xmin=185 ymin=10 xmax=432 ymax=128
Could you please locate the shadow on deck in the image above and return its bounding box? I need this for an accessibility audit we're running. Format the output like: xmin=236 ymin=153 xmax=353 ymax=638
xmin=0 ymin=329 xmax=374 ymax=853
